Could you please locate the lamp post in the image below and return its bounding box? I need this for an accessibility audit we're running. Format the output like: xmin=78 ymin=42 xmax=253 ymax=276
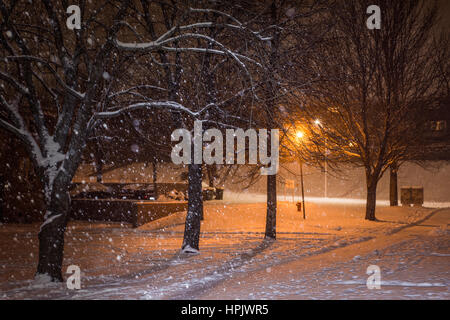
xmin=324 ymin=157 xmax=328 ymax=198
xmin=299 ymin=159 xmax=306 ymax=219
xmin=296 ymin=131 xmax=306 ymax=219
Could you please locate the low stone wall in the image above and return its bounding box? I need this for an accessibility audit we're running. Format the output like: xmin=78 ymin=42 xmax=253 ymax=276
xmin=134 ymin=201 xmax=187 ymax=226
xmin=71 ymin=199 xmax=187 ymax=227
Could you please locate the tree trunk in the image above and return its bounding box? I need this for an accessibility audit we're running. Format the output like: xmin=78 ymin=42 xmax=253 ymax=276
xmin=95 ymin=160 xmax=103 ymax=183
xmin=36 ymin=186 xmax=70 ymax=281
xmin=0 ymin=175 xmax=4 ymax=223
xmin=389 ymin=163 xmax=398 ymax=206
xmin=265 ymin=173 xmax=277 ymax=239
xmin=152 ymin=160 xmax=158 ymax=199
xmin=365 ymin=178 xmax=378 ymax=221
xmin=206 ymin=165 xmax=216 ymax=188
xmin=94 ymin=141 xmax=103 ymax=183
xmin=182 ymin=163 xmax=203 ymax=252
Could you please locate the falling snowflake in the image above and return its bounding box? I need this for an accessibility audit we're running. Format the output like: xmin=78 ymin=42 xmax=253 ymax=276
xmin=131 ymin=144 xmax=140 ymax=153
xmin=286 ymin=8 xmax=296 ymax=18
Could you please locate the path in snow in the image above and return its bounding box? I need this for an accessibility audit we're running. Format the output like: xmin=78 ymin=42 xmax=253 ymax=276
xmin=197 ymin=208 xmax=450 ymax=300
xmin=0 ymin=202 xmax=448 ymax=299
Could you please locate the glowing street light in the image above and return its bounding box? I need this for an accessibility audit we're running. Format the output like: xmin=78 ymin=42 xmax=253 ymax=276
xmin=314 ymin=119 xmax=321 ymax=126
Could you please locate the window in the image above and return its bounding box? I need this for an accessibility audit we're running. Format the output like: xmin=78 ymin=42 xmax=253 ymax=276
xmin=432 ymin=120 xmax=447 ymax=132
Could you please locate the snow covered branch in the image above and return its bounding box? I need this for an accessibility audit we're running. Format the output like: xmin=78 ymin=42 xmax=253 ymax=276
xmin=108 ymin=85 xmax=168 ymax=99
xmin=5 ymin=56 xmax=86 ymax=100
xmin=0 ymin=94 xmax=44 ymax=167
xmin=0 ymin=71 xmax=30 ymax=96
xmin=188 ymin=7 xmax=273 ymax=41
xmin=94 ymin=101 xmax=201 ymax=120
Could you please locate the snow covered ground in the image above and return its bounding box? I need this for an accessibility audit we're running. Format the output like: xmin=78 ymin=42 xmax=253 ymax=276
xmin=224 ymin=190 xmax=450 ymax=208
xmin=0 ymin=199 xmax=448 ymax=300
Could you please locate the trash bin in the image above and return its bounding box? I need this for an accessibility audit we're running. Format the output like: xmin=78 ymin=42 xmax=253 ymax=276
xmin=401 ymin=187 xmax=412 ymax=206
xmin=215 ymin=187 xmax=224 ymax=200
xmin=401 ymin=186 xmax=424 ymax=207
xmin=411 ymin=187 xmax=424 ymax=207
xmin=296 ymin=202 xmax=302 ymax=212
xmin=203 ymin=188 xmax=215 ymax=201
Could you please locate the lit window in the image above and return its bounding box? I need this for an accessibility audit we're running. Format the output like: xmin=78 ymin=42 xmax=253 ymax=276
xmin=432 ymin=120 xmax=447 ymax=132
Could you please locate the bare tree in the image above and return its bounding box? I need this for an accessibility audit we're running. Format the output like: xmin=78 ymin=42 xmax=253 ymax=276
xmin=296 ymin=0 xmax=442 ymax=220
xmin=233 ymin=0 xmax=330 ymax=239
xmin=93 ymin=1 xmax=267 ymax=253
xmin=0 ymin=0 xmax=134 ymax=281
xmin=0 ymin=0 xmax=266 ymax=280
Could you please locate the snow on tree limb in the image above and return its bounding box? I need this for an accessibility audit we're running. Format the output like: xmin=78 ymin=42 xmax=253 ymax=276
xmin=5 ymin=56 xmax=86 ymax=100
xmin=108 ymin=85 xmax=168 ymax=99
xmin=94 ymin=101 xmax=201 ymax=120
xmin=0 ymin=71 xmax=30 ymax=96
xmin=188 ymin=7 xmax=273 ymax=41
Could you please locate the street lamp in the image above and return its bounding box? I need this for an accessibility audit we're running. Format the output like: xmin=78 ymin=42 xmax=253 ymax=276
xmin=324 ymin=152 xmax=328 ymax=198
xmin=295 ymin=130 xmax=306 ymax=219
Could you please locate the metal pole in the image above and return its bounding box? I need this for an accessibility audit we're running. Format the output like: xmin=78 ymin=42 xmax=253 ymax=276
xmin=324 ymin=158 xmax=327 ymax=198
xmin=300 ymin=159 xmax=306 ymax=219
